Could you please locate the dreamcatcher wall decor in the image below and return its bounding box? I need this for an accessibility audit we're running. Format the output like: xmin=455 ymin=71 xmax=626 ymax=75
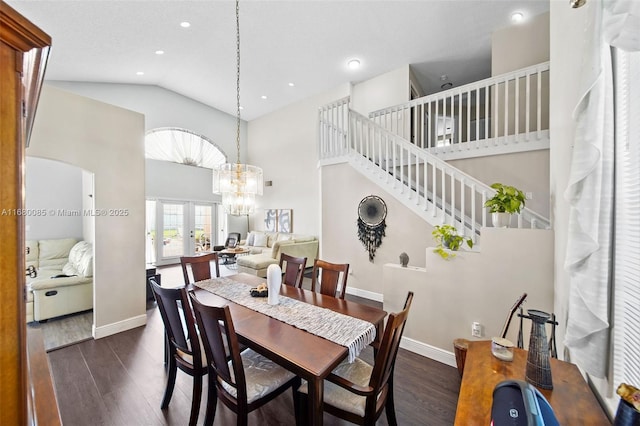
xmin=357 ymin=195 xmax=387 ymax=262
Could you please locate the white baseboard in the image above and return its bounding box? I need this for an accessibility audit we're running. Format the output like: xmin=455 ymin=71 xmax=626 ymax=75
xmin=345 ymin=286 xmax=383 ymax=303
xmin=334 ymin=288 xmax=457 ymax=368
xmin=93 ymin=314 xmax=147 ymax=339
xmin=400 ymin=336 xmax=457 ymax=368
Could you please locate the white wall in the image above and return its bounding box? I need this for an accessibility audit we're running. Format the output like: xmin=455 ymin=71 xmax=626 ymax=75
xmin=450 ymin=150 xmax=550 ymax=217
xmin=27 ymin=85 xmax=146 ymax=337
xmin=46 ymin=81 xmax=244 ymax=164
xmin=247 ymin=83 xmax=350 ymax=235
xmin=384 ymin=228 xmax=554 ymax=366
xmin=321 ymin=162 xmax=434 ymax=299
xmin=492 ymin=11 xmax=550 ymax=75
xmin=25 ymin=157 xmax=83 ymax=240
xmin=351 ymin=65 xmax=411 ymax=115
xmin=146 ymin=159 xmax=220 ymax=203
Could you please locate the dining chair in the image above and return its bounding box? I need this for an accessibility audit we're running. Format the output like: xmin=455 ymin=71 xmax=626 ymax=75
xmin=189 ymin=292 xmax=301 ymax=426
xmin=295 ymin=291 xmax=414 ymax=426
xmin=310 ymin=259 xmax=349 ymax=299
xmin=180 ymin=252 xmax=220 ymax=285
xmin=279 ymin=253 xmax=307 ymax=288
xmin=149 ymin=277 xmax=206 ymax=426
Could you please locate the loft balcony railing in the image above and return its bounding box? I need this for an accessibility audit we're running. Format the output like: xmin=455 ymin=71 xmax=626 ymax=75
xmin=318 ymin=96 xmax=550 ymax=237
xmin=369 ymin=62 xmax=550 ymax=161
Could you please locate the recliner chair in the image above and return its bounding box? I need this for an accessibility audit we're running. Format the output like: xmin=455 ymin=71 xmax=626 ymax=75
xmin=213 ymin=232 xmax=242 ymax=264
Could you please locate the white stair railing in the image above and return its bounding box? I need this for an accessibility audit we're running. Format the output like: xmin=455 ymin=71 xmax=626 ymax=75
xmin=369 ymin=62 xmax=550 ymax=161
xmin=319 ymin=99 xmax=551 ymax=237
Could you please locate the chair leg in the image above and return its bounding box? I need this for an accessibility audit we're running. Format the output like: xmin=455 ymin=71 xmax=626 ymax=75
xmin=237 ymin=412 xmax=248 ymax=426
xmin=203 ymin=374 xmax=218 ymax=426
xmin=161 ymin=356 xmax=177 ymax=409
xmin=385 ymin=371 xmax=398 ymax=426
xmin=292 ymin=378 xmax=302 ymax=426
xmin=188 ymin=373 xmax=203 ymax=426
xmin=295 ymin=391 xmax=308 ymax=426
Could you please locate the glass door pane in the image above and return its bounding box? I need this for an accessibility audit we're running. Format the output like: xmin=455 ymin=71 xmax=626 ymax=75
xmin=161 ymin=202 xmax=185 ymax=260
xmin=194 ymin=204 xmax=214 ymax=253
xmin=145 ymin=199 xmax=156 ymax=264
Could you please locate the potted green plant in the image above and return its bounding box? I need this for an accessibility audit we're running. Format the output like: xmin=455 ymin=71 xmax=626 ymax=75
xmin=432 ymin=225 xmax=473 ymax=260
xmin=484 ymin=183 xmax=526 ymax=228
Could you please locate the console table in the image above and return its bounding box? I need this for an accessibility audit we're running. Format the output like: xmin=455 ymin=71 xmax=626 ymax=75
xmin=454 ymin=341 xmax=610 ymax=425
xmin=146 ymin=265 xmax=161 ymax=300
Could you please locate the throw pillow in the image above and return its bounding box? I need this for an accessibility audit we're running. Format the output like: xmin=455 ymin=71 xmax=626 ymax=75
xmin=247 ymin=232 xmax=256 ymax=246
xmin=253 ymin=233 xmax=268 ymax=247
xmin=277 ymin=233 xmax=293 ymax=242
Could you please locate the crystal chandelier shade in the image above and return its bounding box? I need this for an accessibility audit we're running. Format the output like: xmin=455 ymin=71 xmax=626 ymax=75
xmin=212 ymin=0 xmax=263 ymax=215
xmin=213 ymin=163 xmax=263 ymax=215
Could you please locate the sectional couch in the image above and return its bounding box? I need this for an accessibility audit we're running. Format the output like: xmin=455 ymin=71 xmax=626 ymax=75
xmin=25 ymin=238 xmax=93 ymax=322
xmin=236 ymin=231 xmax=318 ymax=278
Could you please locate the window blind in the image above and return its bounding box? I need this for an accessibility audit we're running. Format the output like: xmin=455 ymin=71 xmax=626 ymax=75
xmin=613 ymin=48 xmax=640 ymax=389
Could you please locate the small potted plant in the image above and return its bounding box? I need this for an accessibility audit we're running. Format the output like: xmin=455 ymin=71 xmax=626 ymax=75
xmin=484 ymin=183 xmax=526 ymax=228
xmin=432 ymin=224 xmax=473 ymax=260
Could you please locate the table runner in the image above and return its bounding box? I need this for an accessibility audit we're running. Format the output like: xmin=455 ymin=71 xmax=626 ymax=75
xmin=194 ymin=277 xmax=376 ymax=362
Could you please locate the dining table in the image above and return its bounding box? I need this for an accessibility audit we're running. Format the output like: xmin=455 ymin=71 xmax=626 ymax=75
xmin=191 ymin=273 xmax=388 ymax=426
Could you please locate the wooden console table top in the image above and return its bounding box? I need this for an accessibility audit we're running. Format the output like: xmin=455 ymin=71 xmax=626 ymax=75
xmin=454 ymin=341 xmax=610 ymax=426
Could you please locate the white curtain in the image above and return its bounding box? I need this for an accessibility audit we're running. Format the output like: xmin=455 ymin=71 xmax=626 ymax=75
xmin=145 ymin=127 xmax=227 ymax=169
xmin=564 ymin=0 xmax=640 ymax=378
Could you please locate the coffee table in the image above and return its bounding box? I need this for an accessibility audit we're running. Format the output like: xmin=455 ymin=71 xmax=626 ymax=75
xmin=219 ymin=247 xmax=250 ymax=268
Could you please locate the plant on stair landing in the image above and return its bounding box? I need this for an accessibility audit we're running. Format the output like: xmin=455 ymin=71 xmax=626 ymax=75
xmin=483 ymin=183 xmax=527 ymax=228
xmin=432 ymin=225 xmax=473 ymax=260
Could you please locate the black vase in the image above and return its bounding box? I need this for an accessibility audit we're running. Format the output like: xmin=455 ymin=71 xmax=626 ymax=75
xmin=525 ymin=309 xmax=553 ymax=390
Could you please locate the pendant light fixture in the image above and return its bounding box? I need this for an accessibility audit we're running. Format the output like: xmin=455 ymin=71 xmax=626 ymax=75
xmin=212 ymin=0 xmax=263 ymax=215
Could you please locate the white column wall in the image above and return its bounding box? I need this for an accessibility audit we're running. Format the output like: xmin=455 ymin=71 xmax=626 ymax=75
xmin=27 ymin=85 xmax=146 ymax=337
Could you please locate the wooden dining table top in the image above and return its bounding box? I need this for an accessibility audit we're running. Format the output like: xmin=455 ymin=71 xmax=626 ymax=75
xmin=191 ymin=273 xmax=388 ymax=381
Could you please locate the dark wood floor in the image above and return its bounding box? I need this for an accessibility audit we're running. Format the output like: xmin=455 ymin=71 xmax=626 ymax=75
xmin=47 ymin=279 xmax=461 ymax=425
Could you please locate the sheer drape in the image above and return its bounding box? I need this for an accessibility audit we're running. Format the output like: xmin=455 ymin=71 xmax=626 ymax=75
xmin=145 ymin=128 xmax=226 ymax=169
xmin=564 ymin=0 xmax=640 ymax=378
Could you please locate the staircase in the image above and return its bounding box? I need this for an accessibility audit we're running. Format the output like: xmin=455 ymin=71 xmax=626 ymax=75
xmin=318 ymin=63 xmax=551 ymax=243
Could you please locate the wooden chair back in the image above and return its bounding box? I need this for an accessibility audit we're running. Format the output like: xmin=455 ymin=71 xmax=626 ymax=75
xmin=369 ymin=292 xmax=413 ymax=397
xmin=311 ymin=259 xmax=349 ymax=299
xmin=189 ymin=294 xmax=248 ymax=408
xmin=279 ymin=253 xmax=307 ymax=288
xmin=149 ymin=277 xmax=205 ymax=425
xmin=306 ymin=291 xmax=414 ymax=425
xmin=180 ymin=252 xmax=220 ymax=285
xmin=149 ymin=277 xmax=201 ymax=369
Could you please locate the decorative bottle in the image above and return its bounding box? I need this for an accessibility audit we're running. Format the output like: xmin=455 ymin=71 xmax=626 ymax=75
xmin=266 ymin=264 xmax=281 ymax=305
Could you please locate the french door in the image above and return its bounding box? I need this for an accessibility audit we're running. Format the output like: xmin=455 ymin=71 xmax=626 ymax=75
xmin=146 ymin=199 xmax=220 ymax=266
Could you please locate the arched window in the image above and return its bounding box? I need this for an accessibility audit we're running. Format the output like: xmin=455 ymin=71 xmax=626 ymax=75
xmin=145 ymin=127 xmax=226 ymax=169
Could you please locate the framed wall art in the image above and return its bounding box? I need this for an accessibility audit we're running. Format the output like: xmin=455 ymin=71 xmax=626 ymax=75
xmin=264 ymin=209 xmax=277 ymax=232
xmin=277 ymin=209 xmax=292 ymax=233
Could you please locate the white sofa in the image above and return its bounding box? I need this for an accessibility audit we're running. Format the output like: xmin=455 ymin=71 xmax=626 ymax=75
xmin=236 ymin=231 xmax=319 ymax=278
xmin=25 ymin=238 xmax=93 ymax=322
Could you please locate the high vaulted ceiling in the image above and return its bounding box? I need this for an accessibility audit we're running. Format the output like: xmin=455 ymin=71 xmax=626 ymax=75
xmin=7 ymin=0 xmax=550 ymax=121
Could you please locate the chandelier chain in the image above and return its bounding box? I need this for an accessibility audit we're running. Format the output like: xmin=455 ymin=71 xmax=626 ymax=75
xmin=235 ymin=0 xmax=241 ymax=165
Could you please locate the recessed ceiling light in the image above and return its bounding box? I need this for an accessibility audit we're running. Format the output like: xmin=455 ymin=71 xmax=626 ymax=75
xmin=239 ymin=106 xmax=244 ymax=110
xmin=288 ymin=82 xmax=295 ymax=87
xmin=136 ymin=71 xmax=144 ymax=76
xmin=180 ymin=21 xmax=191 ymax=28
xmin=347 ymin=59 xmax=361 ymax=70
xmin=261 ymin=95 xmax=268 ymax=100
xmin=511 ymin=12 xmax=524 ymax=23
xmin=155 ymin=50 xmax=165 ymax=55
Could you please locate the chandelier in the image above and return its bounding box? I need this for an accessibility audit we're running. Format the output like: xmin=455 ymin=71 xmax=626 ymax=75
xmin=212 ymin=0 xmax=263 ymax=215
